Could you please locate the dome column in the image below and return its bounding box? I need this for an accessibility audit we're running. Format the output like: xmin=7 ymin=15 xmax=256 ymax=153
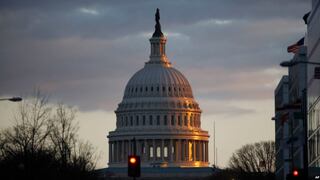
xmin=121 ymin=140 xmax=125 ymax=162
xmin=161 ymin=139 xmax=165 ymax=161
xmin=169 ymin=139 xmax=173 ymax=162
xmin=109 ymin=141 xmax=112 ymax=163
xmin=152 ymin=139 xmax=156 ymax=161
xmin=206 ymin=141 xmax=209 ymax=162
xmin=192 ymin=140 xmax=196 ymax=162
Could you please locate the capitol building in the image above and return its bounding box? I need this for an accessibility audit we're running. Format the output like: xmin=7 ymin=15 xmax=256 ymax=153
xmin=108 ymin=9 xmax=210 ymax=169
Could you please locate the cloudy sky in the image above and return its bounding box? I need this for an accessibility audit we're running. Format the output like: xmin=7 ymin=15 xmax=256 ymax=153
xmin=0 ymin=0 xmax=311 ymax=168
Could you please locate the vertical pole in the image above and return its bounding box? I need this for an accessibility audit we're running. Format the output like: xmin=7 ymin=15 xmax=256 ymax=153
xmin=216 ymin=147 xmax=218 ymax=166
xmin=213 ymin=121 xmax=216 ymax=167
xmin=133 ymin=137 xmax=136 ymax=180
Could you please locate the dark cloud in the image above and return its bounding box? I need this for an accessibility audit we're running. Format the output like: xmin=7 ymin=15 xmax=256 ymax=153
xmin=0 ymin=0 xmax=311 ymax=111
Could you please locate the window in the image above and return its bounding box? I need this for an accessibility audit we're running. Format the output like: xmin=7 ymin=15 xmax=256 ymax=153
xmin=151 ymin=86 xmax=153 ymax=91
xmin=162 ymin=86 xmax=166 ymax=92
xmin=125 ymin=117 xmax=128 ymax=126
xmin=149 ymin=115 xmax=153 ymax=125
xmin=130 ymin=116 xmax=133 ymax=126
xmin=164 ymin=115 xmax=167 ymax=125
xmin=150 ymin=147 xmax=154 ymax=158
xmin=184 ymin=115 xmax=188 ymax=126
xmin=145 ymin=87 xmax=148 ymax=92
xmin=168 ymin=87 xmax=171 ymax=92
xmin=156 ymin=146 xmax=161 ymax=158
xmin=140 ymin=87 xmax=142 ymax=92
xmin=164 ymin=146 xmax=168 ymax=158
xmin=157 ymin=115 xmax=160 ymax=125
xmin=171 ymin=115 xmax=175 ymax=125
xmin=157 ymin=87 xmax=159 ymax=91
xmin=190 ymin=116 xmax=193 ymax=127
xmin=136 ymin=116 xmax=139 ymax=125
xmin=143 ymin=116 xmax=146 ymax=125
xmin=178 ymin=116 xmax=181 ymax=126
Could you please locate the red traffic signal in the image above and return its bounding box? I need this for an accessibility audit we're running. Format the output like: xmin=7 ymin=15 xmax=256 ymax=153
xmin=129 ymin=157 xmax=137 ymax=164
xmin=128 ymin=155 xmax=140 ymax=177
xmin=287 ymin=168 xmax=305 ymax=180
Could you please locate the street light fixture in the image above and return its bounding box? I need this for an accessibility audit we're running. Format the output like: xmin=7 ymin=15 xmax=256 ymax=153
xmin=280 ymin=60 xmax=320 ymax=67
xmin=0 ymin=97 xmax=23 ymax=102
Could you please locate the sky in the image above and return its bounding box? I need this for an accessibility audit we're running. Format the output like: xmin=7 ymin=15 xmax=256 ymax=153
xmin=0 ymin=0 xmax=311 ymax=168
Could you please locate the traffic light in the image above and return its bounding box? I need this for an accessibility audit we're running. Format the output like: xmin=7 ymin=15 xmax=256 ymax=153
xmin=286 ymin=168 xmax=305 ymax=180
xmin=128 ymin=155 xmax=140 ymax=177
xmin=292 ymin=169 xmax=299 ymax=177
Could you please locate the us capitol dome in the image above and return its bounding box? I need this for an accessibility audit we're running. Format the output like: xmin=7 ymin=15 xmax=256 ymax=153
xmin=108 ymin=9 xmax=209 ymax=168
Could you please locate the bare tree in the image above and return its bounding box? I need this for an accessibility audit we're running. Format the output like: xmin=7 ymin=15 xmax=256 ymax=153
xmin=229 ymin=141 xmax=275 ymax=173
xmin=0 ymin=91 xmax=98 ymax=180
xmin=49 ymin=103 xmax=78 ymax=166
xmin=0 ymin=91 xmax=52 ymax=157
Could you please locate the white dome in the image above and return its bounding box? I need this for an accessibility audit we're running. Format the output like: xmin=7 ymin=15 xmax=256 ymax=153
xmin=108 ymin=11 xmax=209 ymax=168
xmin=124 ymin=63 xmax=193 ymax=98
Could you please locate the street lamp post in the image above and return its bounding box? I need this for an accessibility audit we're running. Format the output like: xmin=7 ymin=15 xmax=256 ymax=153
xmin=0 ymin=97 xmax=23 ymax=102
xmin=280 ymin=59 xmax=320 ymax=179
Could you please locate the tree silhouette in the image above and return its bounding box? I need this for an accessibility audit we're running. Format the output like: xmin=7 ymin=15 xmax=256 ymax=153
xmin=0 ymin=91 xmax=98 ymax=180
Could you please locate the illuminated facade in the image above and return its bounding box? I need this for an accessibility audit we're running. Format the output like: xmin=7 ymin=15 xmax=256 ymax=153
xmin=107 ymin=9 xmax=209 ymax=168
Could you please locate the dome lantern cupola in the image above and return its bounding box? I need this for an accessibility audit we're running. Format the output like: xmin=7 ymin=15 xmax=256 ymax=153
xmin=148 ymin=8 xmax=170 ymax=67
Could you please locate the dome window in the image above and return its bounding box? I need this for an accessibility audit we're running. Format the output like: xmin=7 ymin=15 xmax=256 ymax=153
xmin=171 ymin=115 xmax=175 ymax=125
xmin=145 ymin=87 xmax=148 ymax=92
xmin=178 ymin=116 xmax=181 ymax=126
xmin=149 ymin=115 xmax=153 ymax=125
xmin=140 ymin=87 xmax=143 ymax=92
xmin=143 ymin=115 xmax=146 ymax=125
xmin=130 ymin=116 xmax=133 ymax=126
xmin=135 ymin=88 xmax=138 ymax=92
xmin=156 ymin=146 xmax=161 ymax=158
xmin=164 ymin=146 xmax=168 ymax=158
xmin=151 ymin=86 xmax=153 ymax=91
xmin=157 ymin=86 xmax=159 ymax=91
xmin=136 ymin=116 xmax=139 ymax=126
xmin=125 ymin=117 xmax=128 ymax=126
xmin=157 ymin=115 xmax=160 ymax=125
xmin=149 ymin=146 xmax=154 ymax=158
xmin=184 ymin=116 xmax=188 ymax=126
xmin=164 ymin=115 xmax=167 ymax=125
xmin=162 ymin=86 xmax=166 ymax=92
xmin=168 ymin=87 xmax=171 ymax=92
